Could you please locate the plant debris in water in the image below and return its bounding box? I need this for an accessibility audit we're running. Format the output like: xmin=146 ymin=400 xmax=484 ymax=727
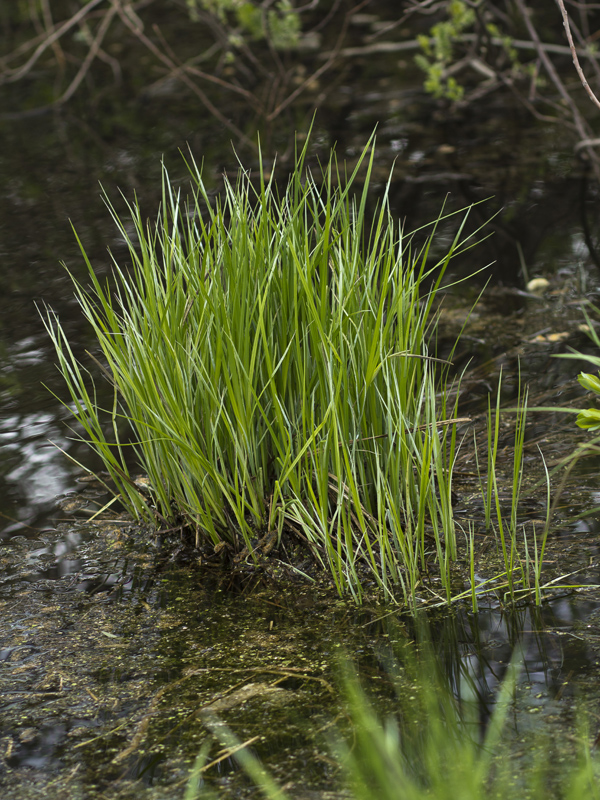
xmin=0 ymin=522 xmax=354 ymax=799
xmin=3 ymin=520 xmax=600 ymax=799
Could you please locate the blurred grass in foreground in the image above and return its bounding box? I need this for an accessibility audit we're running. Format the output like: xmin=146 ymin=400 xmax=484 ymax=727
xmin=187 ymin=636 xmax=600 ymax=800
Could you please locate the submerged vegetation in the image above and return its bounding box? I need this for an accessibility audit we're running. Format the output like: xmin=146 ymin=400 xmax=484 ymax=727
xmin=187 ymin=636 xmax=600 ymax=800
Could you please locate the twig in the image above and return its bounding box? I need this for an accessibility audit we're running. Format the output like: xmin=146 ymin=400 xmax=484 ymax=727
xmin=0 ymin=0 xmax=105 ymax=84
xmin=321 ymin=34 xmax=600 ymax=60
xmin=41 ymin=0 xmax=66 ymax=72
xmin=514 ymin=0 xmax=600 ymax=181
xmin=196 ymin=733 xmax=260 ymax=773
xmin=560 ymin=2 xmax=600 ymax=83
xmin=575 ymin=136 xmax=600 ymax=151
xmin=58 ymin=2 xmax=119 ymax=106
xmin=503 ymin=75 xmax=577 ymax=129
xmin=151 ymin=23 xmax=263 ymax=113
xmin=557 ymin=0 xmax=600 ymax=110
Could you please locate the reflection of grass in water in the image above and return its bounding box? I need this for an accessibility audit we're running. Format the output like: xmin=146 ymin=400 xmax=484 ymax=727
xmin=186 ymin=638 xmax=600 ymax=800
xmin=44 ymin=131 xmax=495 ymax=605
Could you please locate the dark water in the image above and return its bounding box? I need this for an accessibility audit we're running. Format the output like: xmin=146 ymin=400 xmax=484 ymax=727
xmin=0 ymin=89 xmax=596 ymax=538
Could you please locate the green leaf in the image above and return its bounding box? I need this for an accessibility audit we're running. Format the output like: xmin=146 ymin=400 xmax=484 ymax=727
xmin=576 ymin=408 xmax=600 ymax=430
xmin=578 ymin=371 xmax=600 ymax=394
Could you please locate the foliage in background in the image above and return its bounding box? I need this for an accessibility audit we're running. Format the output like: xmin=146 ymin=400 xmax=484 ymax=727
xmin=3 ymin=1 xmax=600 ymax=170
xmin=0 ymin=0 xmax=336 ymax=147
xmin=411 ymin=0 xmax=600 ymax=180
xmin=415 ymin=0 xmax=476 ymax=101
xmin=44 ymin=134 xmax=484 ymax=604
xmin=414 ymin=0 xmax=530 ymax=102
xmin=186 ymin=0 xmax=301 ymax=50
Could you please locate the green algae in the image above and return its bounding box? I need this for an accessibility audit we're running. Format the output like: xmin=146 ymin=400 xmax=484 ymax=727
xmin=2 ymin=511 xmax=600 ymax=799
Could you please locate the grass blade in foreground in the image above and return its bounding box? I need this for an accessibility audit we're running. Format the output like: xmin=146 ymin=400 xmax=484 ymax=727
xmin=337 ymin=647 xmax=600 ymax=800
xmin=44 ymin=134 xmax=484 ymax=604
xmin=186 ymin=639 xmax=600 ymax=800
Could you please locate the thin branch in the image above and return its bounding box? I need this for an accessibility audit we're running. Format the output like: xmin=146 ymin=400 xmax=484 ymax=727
xmin=322 ymin=34 xmax=600 ymax=60
xmin=575 ymin=136 xmax=600 ymax=151
xmin=503 ymin=76 xmax=578 ymax=129
xmin=41 ymin=0 xmax=66 ymax=71
xmin=0 ymin=0 xmax=105 ymax=84
xmin=514 ymin=0 xmax=600 ymax=180
xmin=94 ymin=44 xmax=123 ymax=85
xmin=151 ymin=23 xmax=263 ymax=113
xmin=565 ymin=1 xmax=600 ymax=10
xmin=0 ymin=2 xmax=120 ymax=119
xmin=309 ymin=0 xmax=344 ymax=33
xmin=58 ymin=2 xmax=119 ymax=106
xmin=559 ymin=1 xmax=600 ymax=82
xmin=556 ymin=0 xmax=600 ymax=110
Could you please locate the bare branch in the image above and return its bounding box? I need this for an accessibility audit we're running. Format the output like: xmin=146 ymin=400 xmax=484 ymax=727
xmin=323 ymin=34 xmax=600 ymax=60
xmin=515 ymin=0 xmax=600 ymax=180
xmin=150 ymin=23 xmax=263 ymax=113
xmin=40 ymin=0 xmax=66 ymax=71
xmin=0 ymin=0 xmax=105 ymax=85
xmin=556 ymin=0 xmax=600 ymax=111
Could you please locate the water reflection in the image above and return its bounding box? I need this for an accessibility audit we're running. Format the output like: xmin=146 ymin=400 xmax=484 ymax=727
xmin=0 ymin=411 xmax=75 ymax=538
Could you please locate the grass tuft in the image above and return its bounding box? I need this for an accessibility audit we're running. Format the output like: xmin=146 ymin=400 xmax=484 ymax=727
xmin=44 ymin=134 xmax=486 ymax=603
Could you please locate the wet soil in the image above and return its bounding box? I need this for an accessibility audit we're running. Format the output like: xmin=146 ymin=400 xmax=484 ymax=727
xmin=3 ymin=278 xmax=600 ymax=798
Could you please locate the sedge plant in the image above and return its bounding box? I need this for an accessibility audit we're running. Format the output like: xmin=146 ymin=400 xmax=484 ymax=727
xmin=44 ymin=134 xmax=485 ymax=604
xmin=473 ymin=370 xmax=554 ymax=603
